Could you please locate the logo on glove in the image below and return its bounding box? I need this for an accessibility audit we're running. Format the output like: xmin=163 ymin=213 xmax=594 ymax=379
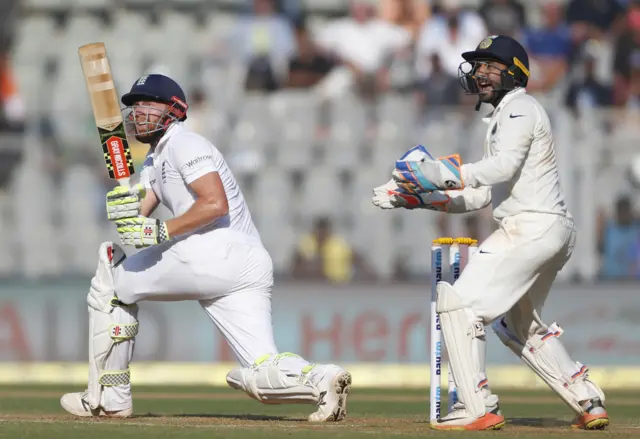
xmin=144 ymin=226 xmax=153 ymax=236
xmin=444 ymin=180 xmax=457 ymax=189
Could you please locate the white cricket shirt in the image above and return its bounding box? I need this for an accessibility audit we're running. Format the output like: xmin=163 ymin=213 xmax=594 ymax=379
xmin=139 ymin=122 xmax=262 ymax=241
xmin=460 ymin=88 xmax=571 ymax=221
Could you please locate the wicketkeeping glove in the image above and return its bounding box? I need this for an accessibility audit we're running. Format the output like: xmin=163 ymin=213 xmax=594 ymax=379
xmin=106 ymin=184 xmax=145 ymax=221
xmin=387 ymin=188 xmax=451 ymax=211
xmin=114 ymin=216 xmax=170 ymax=248
xmin=393 ymin=154 xmax=464 ymax=192
xmin=372 ymin=179 xmax=450 ymax=211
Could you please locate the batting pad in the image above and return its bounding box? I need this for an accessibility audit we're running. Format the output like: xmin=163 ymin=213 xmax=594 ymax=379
xmin=226 ymin=365 xmax=320 ymax=405
xmin=436 ymin=282 xmax=486 ymax=418
xmin=86 ymin=242 xmax=138 ymax=410
xmin=87 ymin=302 xmax=138 ymax=410
xmin=492 ymin=318 xmax=605 ymax=414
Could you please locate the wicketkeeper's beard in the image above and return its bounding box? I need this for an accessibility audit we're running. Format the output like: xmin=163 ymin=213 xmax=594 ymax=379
xmin=476 ymin=77 xmax=501 ymax=102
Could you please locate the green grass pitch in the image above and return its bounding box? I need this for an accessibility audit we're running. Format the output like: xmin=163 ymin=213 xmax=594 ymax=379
xmin=0 ymin=385 xmax=638 ymax=438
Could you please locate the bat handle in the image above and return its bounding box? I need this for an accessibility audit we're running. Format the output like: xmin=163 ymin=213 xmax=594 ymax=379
xmin=118 ymin=177 xmax=131 ymax=188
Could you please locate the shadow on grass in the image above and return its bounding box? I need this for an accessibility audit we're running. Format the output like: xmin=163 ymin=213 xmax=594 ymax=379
xmin=133 ymin=413 xmax=306 ymax=422
xmin=414 ymin=417 xmax=571 ymax=429
xmin=507 ymin=417 xmax=572 ymax=428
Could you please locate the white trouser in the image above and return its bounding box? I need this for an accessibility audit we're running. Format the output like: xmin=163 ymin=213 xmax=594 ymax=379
xmin=454 ymin=213 xmax=576 ymax=324
xmin=114 ymin=228 xmax=279 ymax=364
xmin=115 ymin=229 xmax=272 ymax=303
xmin=439 ymin=212 xmax=593 ymax=415
xmin=103 ymin=229 xmax=289 ymax=409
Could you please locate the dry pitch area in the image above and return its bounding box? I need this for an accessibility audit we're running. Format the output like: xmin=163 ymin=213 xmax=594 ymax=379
xmin=0 ymin=385 xmax=638 ymax=438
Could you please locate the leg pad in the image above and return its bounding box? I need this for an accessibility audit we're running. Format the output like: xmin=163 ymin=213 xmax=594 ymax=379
xmin=436 ymin=282 xmax=487 ymax=418
xmin=492 ymin=317 xmax=605 ymax=414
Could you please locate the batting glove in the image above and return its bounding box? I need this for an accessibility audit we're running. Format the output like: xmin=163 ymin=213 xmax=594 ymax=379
xmin=106 ymin=184 xmax=145 ymax=221
xmin=114 ymin=216 xmax=170 ymax=248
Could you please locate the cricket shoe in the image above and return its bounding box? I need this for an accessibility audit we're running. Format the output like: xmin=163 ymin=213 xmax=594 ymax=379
xmin=60 ymin=391 xmax=132 ymax=418
xmin=572 ymin=398 xmax=609 ymax=430
xmin=303 ymin=364 xmax=352 ymax=422
xmin=431 ymin=404 xmax=505 ymax=431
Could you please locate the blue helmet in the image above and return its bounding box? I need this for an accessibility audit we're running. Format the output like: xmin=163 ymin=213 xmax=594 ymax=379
xmin=459 ymin=35 xmax=530 ymax=97
xmin=121 ymin=74 xmax=188 ymax=121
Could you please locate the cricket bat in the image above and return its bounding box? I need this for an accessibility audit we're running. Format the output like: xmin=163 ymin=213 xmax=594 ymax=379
xmin=78 ymin=42 xmax=135 ymax=187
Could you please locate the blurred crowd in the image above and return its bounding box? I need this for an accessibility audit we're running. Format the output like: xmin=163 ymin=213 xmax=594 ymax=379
xmin=219 ymin=0 xmax=640 ymax=118
xmin=0 ymin=0 xmax=639 ymax=282
xmin=0 ymin=0 xmax=24 ymax=186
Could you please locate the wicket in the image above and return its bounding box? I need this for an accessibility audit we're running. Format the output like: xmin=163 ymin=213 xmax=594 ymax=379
xmin=430 ymin=237 xmax=478 ymax=423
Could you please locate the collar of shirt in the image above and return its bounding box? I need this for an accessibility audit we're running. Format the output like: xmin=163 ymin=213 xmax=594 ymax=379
xmin=481 ymin=87 xmax=527 ymax=124
xmin=151 ymin=122 xmax=184 ymax=157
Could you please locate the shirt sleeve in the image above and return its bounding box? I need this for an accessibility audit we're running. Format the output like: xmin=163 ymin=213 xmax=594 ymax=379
xmin=170 ymin=134 xmax=218 ymax=185
xmin=461 ymin=99 xmax=537 ymax=188
xmin=445 ymin=187 xmax=492 ymax=214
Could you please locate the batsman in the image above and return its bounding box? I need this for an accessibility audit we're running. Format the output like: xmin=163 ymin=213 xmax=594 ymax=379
xmin=373 ymin=35 xmax=608 ymax=431
xmin=60 ymin=74 xmax=351 ymax=421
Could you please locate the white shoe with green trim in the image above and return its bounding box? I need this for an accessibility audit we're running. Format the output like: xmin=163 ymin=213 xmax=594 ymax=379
xmin=60 ymin=391 xmax=132 ymax=418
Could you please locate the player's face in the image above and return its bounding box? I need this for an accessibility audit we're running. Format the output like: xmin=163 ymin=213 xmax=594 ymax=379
xmin=474 ymin=60 xmax=507 ymax=102
xmin=127 ymin=101 xmax=170 ymax=142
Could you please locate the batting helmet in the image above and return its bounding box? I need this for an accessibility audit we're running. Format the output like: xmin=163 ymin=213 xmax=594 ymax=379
xmin=121 ymin=74 xmax=188 ymax=121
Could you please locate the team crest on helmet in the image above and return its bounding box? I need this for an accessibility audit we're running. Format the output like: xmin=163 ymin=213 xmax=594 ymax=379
xmin=478 ymin=36 xmax=497 ymax=49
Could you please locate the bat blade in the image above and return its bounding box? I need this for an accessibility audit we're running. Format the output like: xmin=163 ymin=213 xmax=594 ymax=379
xmin=78 ymin=42 xmax=134 ymax=187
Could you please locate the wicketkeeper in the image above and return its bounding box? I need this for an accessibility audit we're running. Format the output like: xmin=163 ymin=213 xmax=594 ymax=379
xmin=373 ymin=35 xmax=608 ymax=431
